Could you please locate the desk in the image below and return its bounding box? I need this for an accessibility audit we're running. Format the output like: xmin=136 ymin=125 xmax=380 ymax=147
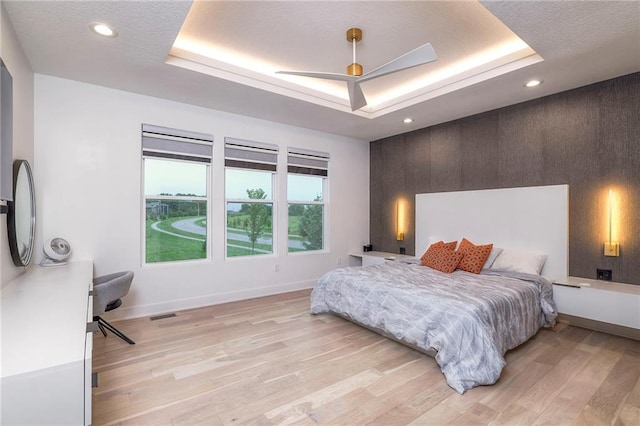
xmin=1 ymin=261 xmax=94 ymax=425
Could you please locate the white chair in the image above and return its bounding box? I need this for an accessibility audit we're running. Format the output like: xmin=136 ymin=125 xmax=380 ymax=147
xmin=93 ymin=271 xmax=135 ymax=345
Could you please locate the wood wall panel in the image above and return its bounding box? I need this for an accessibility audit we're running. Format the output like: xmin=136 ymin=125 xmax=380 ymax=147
xmin=430 ymin=123 xmax=463 ymax=191
xmin=460 ymin=113 xmax=500 ymax=190
xmin=497 ymin=100 xmax=547 ymax=186
xmin=370 ymin=72 xmax=640 ymax=285
xmin=370 ymin=134 xmax=406 ymax=251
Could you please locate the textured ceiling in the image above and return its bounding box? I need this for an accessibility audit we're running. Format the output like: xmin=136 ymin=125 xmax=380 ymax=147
xmin=3 ymin=0 xmax=639 ymax=141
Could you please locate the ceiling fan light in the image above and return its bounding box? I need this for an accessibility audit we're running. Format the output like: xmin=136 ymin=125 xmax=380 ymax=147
xmin=346 ymin=63 xmax=363 ymax=76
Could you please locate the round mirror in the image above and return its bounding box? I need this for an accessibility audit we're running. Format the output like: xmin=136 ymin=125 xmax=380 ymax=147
xmin=7 ymin=160 xmax=36 ymax=267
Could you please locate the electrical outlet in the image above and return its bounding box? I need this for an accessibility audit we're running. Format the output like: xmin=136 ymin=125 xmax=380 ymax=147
xmin=597 ymin=268 xmax=612 ymax=281
xmin=274 ymin=264 xmax=279 ymax=272
xmin=337 ymin=256 xmax=342 ymax=265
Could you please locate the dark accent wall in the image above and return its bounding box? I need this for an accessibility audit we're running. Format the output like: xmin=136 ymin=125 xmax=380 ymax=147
xmin=370 ymin=72 xmax=640 ymax=285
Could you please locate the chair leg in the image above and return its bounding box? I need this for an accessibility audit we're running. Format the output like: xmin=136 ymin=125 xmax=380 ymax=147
xmin=96 ymin=316 xmax=135 ymax=345
xmin=98 ymin=322 xmax=107 ymax=337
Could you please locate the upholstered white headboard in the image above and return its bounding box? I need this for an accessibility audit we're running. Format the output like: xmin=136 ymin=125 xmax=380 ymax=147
xmin=415 ymin=185 xmax=568 ymax=280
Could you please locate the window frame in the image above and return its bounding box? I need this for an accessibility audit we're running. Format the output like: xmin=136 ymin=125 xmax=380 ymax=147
xmin=141 ymin=124 xmax=213 ymax=266
xmin=224 ymin=138 xmax=279 ymax=259
xmin=286 ymin=148 xmax=329 ymax=254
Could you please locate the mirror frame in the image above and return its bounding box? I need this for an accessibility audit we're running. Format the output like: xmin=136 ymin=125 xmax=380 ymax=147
xmin=7 ymin=159 xmax=36 ymax=267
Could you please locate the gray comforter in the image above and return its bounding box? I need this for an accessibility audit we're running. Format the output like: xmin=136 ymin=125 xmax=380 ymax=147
xmin=310 ymin=262 xmax=557 ymax=394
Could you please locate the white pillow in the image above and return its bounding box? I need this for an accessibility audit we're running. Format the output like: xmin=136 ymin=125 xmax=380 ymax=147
xmin=483 ymin=247 xmax=503 ymax=269
xmin=490 ymin=249 xmax=546 ymax=275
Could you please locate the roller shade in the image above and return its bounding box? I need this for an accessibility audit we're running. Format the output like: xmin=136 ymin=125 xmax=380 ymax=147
xmin=225 ymin=137 xmax=278 ymax=172
xmin=142 ymin=124 xmax=213 ymax=163
xmin=287 ymin=147 xmax=329 ymax=177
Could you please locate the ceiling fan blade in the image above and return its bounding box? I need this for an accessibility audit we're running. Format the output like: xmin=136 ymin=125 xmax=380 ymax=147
xmin=276 ymin=70 xmax=354 ymax=82
xmin=358 ymin=42 xmax=437 ymax=83
xmin=347 ymin=80 xmax=367 ymax=111
xmin=277 ymin=70 xmax=365 ymax=110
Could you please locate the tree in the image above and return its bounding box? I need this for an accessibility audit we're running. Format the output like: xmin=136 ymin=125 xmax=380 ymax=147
xmin=288 ymin=204 xmax=305 ymax=216
xmin=245 ymin=188 xmax=269 ymax=253
xmin=298 ymin=197 xmax=323 ymax=250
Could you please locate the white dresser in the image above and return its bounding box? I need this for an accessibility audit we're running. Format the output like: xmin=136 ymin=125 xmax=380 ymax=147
xmin=1 ymin=261 xmax=94 ymax=425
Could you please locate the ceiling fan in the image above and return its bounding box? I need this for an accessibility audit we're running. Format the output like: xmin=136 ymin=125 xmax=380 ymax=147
xmin=277 ymin=28 xmax=437 ymax=111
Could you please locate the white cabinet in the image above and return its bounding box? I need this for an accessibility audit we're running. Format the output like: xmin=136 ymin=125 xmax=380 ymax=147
xmin=1 ymin=261 xmax=94 ymax=425
xmin=553 ymin=276 xmax=640 ymax=340
xmin=349 ymin=251 xmax=417 ymax=266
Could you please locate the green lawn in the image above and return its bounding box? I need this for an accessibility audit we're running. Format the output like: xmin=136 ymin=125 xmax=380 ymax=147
xmin=227 ymin=213 xmax=304 ymax=236
xmin=146 ymin=215 xmax=312 ymax=262
xmin=145 ymin=218 xmax=206 ymax=263
xmin=226 ymin=234 xmax=272 ymax=257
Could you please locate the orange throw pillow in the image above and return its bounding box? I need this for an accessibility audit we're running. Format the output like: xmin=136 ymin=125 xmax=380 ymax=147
xmin=421 ymin=241 xmax=462 ymax=273
xmin=420 ymin=240 xmax=457 ymax=264
xmin=457 ymin=237 xmax=493 ymax=274
xmin=441 ymin=240 xmax=458 ymax=251
xmin=423 ymin=249 xmax=464 ymax=273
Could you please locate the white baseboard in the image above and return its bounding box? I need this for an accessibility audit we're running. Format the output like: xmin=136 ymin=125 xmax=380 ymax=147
xmin=103 ymin=279 xmax=316 ymax=321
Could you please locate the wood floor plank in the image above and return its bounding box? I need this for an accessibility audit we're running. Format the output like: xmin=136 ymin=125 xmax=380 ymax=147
xmin=516 ymin=347 xmax=592 ymax=413
xmin=626 ymin=373 xmax=640 ymax=408
xmin=480 ymin=361 xmax=553 ymax=411
xmin=447 ymin=402 xmax=497 ymax=425
xmin=407 ymin=399 xmax=463 ymax=425
xmin=365 ymin=370 xmax=454 ymax=425
xmin=583 ymin=350 xmax=640 ymax=423
xmin=91 ymin=289 xmax=640 ymax=425
xmin=530 ymin=345 xmax=622 ymax=426
xmin=365 ymin=358 xmax=435 ymax=397
xmin=326 ymin=369 xmax=437 ymax=425
xmin=488 ymin=403 xmax=538 ymax=426
xmin=533 ymin=325 xmax=592 ymax=366
xmin=264 ymin=369 xmax=383 ymax=423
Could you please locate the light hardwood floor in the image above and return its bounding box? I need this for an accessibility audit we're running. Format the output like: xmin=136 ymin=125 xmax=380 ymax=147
xmin=92 ymin=289 xmax=640 ymax=425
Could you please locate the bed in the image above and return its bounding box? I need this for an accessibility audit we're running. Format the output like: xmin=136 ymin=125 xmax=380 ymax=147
xmin=310 ymin=185 xmax=568 ymax=394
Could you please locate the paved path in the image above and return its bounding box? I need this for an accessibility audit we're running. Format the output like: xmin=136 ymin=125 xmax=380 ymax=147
xmin=152 ymin=217 xmax=307 ymax=250
xmin=151 ymin=221 xmax=205 ymax=242
xmin=171 ymin=218 xmax=206 ymax=236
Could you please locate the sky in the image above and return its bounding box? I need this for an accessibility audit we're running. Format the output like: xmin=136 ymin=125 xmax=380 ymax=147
xmin=144 ymin=159 xmax=323 ymax=201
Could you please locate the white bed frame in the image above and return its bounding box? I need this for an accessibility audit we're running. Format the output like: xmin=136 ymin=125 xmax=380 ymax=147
xmin=415 ymin=185 xmax=568 ymax=281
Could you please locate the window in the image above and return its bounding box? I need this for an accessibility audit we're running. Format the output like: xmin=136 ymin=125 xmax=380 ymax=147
xmin=287 ymin=148 xmax=328 ymax=252
xmin=142 ymin=124 xmax=212 ymax=264
xmin=225 ymin=138 xmax=278 ymax=257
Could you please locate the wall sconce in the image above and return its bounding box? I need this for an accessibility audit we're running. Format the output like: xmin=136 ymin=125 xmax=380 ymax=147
xmin=396 ymin=199 xmax=405 ymax=241
xmin=604 ymin=189 xmax=620 ymax=257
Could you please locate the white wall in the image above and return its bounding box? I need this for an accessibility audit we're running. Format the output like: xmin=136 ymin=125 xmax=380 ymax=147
xmin=1 ymin=4 xmax=35 ymax=287
xmin=34 ymin=75 xmax=370 ymax=319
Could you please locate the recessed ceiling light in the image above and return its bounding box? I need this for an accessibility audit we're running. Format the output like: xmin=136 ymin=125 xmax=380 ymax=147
xmin=91 ymin=23 xmax=117 ymax=38
xmin=403 ymin=118 xmax=414 ymax=124
xmin=525 ymin=79 xmax=542 ymax=88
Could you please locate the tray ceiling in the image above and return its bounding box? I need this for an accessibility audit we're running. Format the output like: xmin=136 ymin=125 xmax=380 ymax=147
xmin=4 ymin=0 xmax=639 ymax=141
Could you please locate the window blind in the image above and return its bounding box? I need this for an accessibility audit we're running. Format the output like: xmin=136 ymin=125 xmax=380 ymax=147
xmin=287 ymin=147 xmax=329 ymax=177
xmin=224 ymin=137 xmax=278 ymax=172
xmin=142 ymin=124 xmax=213 ymax=163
